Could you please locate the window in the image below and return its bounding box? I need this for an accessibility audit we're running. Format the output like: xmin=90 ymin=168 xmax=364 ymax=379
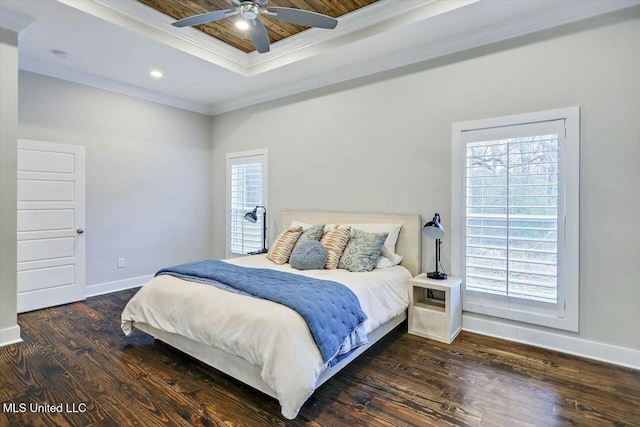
xmin=451 ymin=107 xmax=579 ymax=332
xmin=226 ymin=149 xmax=268 ymax=256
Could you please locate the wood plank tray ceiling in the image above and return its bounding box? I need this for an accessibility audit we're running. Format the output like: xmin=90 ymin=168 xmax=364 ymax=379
xmin=137 ymin=0 xmax=380 ymax=53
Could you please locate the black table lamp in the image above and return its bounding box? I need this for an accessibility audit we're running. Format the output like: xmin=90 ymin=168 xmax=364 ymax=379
xmin=244 ymin=206 xmax=268 ymax=254
xmin=423 ymin=213 xmax=447 ymax=280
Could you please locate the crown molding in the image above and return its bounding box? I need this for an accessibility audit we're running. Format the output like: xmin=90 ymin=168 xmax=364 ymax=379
xmin=208 ymin=0 xmax=640 ymax=115
xmin=0 ymin=6 xmax=34 ymax=33
xmin=20 ymin=57 xmax=211 ymax=115
xmin=245 ymin=0 xmax=472 ymax=74
xmin=58 ymin=0 xmax=250 ymax=75
xmin=58 ymin=0 xmax=462 ymax=76
xmin=19 ymin=0 xmax=640 ymax=117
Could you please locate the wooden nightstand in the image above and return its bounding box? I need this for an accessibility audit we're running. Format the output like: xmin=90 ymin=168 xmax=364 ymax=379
xmin=408 ymin=274 xmax=462 ymax=344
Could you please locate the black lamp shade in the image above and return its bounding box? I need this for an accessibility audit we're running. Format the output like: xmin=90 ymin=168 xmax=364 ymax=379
xmin=423 ymin=215 xmax=444 ymax=240
xmin=244 ymin=208 xmax=258 ymax=223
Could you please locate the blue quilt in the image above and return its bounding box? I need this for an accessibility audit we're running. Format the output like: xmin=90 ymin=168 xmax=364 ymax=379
xmin=156 ymin=260 xmax=368 ymax=364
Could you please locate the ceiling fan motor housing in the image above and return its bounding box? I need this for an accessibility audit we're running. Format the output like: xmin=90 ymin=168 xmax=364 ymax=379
xmin=240 ymin=3 xmax=260 ymax=20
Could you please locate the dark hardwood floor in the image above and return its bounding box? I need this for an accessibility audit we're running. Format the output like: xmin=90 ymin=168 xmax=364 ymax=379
xmin=1 ymin=289 xmax=638 ymax=426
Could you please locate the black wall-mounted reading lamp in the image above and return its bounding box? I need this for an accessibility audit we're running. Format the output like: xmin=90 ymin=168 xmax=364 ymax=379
xmin=243 ymin=205 xmax=268 ymax=255
xmin=422 ymin=213 xmax=448 ymax=280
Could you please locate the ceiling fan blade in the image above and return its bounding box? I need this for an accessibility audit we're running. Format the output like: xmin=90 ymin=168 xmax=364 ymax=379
xmin=266 ymin=7 xmax=338 ymax=29
xmin=172 ymin=9 xmax=235 ymax=27
xmin=249 ymin=18 xmax=270 ymax=53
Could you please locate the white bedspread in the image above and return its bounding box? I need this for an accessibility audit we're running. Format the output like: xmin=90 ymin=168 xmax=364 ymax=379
xmin=121 ymin=255 xmax=411 ymax=419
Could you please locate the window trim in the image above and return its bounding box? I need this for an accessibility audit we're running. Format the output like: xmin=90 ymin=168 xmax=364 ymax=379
xmin=226 ymin=149 xmax=268 ymax=257
xmin=451 ymin=107 xmax=579 ymax=332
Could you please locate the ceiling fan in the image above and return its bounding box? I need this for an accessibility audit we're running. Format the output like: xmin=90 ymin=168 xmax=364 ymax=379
xmin=171 ymin=0 xmax=339 ymax=54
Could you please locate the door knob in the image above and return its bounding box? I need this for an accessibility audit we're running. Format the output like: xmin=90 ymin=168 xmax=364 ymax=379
xmin=76 ymin=228 xmax=84 ymax=234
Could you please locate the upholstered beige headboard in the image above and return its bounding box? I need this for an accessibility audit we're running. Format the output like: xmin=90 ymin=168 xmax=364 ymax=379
xmin=281 ymin=211 xmax=421 ymax=277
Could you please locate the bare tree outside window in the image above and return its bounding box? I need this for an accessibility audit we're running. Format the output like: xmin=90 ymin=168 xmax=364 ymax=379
xmin=465 ymin=133 xmax=559 ymax=303
xmin=453 ymin=108 xmax=579 ymax=331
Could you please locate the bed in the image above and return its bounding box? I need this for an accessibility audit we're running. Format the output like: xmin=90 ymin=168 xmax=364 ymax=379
xmin=121 ymin=211 xmax=421 ymax=419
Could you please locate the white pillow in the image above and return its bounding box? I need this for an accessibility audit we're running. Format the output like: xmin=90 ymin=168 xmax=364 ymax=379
xmin=376 ymin=253 xmax=403 ymax=269
xmin=340 ymin=223 xmax=402 ymax=260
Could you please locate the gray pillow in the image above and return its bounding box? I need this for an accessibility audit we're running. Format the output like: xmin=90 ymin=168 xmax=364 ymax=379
xmin=290 ymin=240 xmax=327 ymax=270
xmin=294 ymin=224 xmax=325 ymax=250
xmin=339 ymin=230 xmax=388 ymax=272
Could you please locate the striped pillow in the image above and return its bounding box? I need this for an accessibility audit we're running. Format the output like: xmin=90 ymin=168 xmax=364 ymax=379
xmin=320 ymin=226 xmax=351 ymax=270
xmin=266 ymin=226 xmax=303 ymax=265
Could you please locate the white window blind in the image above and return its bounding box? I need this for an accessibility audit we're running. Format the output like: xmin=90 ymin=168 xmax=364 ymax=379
xmin=462 ymin=120 xmax=564 ymax=305
xmin=452 ymin=107 xmax=579 ymax=332
xmin=227 ymin=150 xmax=267 ymax=256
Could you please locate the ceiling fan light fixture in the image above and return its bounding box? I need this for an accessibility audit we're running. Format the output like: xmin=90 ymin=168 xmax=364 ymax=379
xmin=235 ymin=19 xmax=250 ymax=30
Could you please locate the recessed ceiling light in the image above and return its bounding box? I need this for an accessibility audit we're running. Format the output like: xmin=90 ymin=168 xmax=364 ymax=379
xmin=235 ymin=20 xmax=249 ymax=31
xmin=150 ymin=69 xmax=163 ymax=79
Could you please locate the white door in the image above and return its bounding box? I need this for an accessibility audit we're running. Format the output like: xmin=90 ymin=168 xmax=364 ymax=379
xmin=17 ymin=139 xmax=86 ymax=313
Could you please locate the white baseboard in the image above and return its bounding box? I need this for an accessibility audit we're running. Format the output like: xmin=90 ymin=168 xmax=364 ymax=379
xmin=463 ymin=314 xmax=640 ymax=370
xmin=0 ymin=325 xmax=22 ymax=347
xmin=86 ymin=274 xmax=152 ymax=298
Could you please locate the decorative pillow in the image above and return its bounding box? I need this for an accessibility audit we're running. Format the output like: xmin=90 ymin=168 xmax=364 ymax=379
xmin=319 ymin=226 xmax=351 ymax=270
xmin=290 ymin=241 xmax=327 ymax=270
xmin=342 ymin=223 xmax=402 ymax=260
xmin=290 ymin=221 xmax=337 ymax=234
xmin=293 ymin=224 xmax=325 ymax=250
xmin=266 ymin=226 xmax=303 ymax=265
xmin=339 ymin=222 xmax=402 ymax=260
xmin=339 ymin=230 xmax=388 ymax=272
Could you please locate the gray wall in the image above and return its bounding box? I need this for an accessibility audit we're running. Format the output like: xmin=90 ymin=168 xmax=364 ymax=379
xmin=211 ymin=10 xmax=640 ymax=352
xmin=19 ymin=71 xmax=213 ymax=286
xmin=0 ymin=28 xmax=19 ymax=344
